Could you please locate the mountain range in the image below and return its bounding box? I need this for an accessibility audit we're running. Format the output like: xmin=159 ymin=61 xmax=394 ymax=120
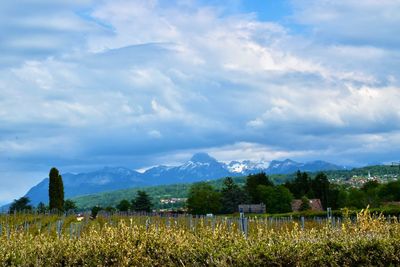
xmin=6 ymin=153 xmax=349 ymax=207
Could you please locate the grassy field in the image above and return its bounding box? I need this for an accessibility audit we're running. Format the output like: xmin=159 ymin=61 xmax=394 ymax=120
xmin=1 ymin=208 xmax=400 ymax=266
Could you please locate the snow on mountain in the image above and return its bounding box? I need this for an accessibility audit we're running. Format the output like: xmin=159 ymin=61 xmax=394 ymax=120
xmin=225 ymin=160 xmax=269 ymax=174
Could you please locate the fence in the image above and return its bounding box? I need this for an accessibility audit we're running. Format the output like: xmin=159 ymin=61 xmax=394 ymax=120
xmin=1 ymin=211 xmax=399 ymax=240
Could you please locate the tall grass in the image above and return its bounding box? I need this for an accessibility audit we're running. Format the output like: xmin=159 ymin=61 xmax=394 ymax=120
xmin=0 ymin=208 xmax=399 ymax=266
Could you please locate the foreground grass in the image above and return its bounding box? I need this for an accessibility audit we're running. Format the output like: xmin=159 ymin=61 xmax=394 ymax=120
xmin=0 ymin=209 xmax=400 ymax=266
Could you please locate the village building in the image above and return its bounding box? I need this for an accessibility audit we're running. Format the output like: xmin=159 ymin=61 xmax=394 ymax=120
xmin=238 ymin=203 xmax=266 ymax=214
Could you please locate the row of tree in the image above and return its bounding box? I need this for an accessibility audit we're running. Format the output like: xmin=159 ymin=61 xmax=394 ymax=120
xmin=115 ymin=191 xmax=153 ymax=212
xmin=187 ymin=173 xmax=294 ymax=215
xmin=9 ymin=167 xmax=67 ymax=213
xmin=286 ymin=171 xmax=400 ymax=209
xmin=9 ymin=197 xmax=77 ymax=213
xmin=186 ymin=171 xmax=400 ymax=215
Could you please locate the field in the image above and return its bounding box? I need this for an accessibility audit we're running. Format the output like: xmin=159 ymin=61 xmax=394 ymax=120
xmin=1 ymin=209 xmax=400 ymax=266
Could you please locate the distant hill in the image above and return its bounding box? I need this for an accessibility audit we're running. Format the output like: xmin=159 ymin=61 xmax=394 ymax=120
xmin=2 ymin=153 xmax=348 ymax=208
xmin=71 ymin=164 xmax=398 ymax=210
xmin=72 ymin=176 xmax=247 ymax=209
xmin=22 ymin=167 xmax=145 ymax=205
xmin=324 ymin=165 xmax=398 ymax=179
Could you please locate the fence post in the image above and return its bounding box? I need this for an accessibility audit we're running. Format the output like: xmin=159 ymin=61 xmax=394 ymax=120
xmin=56 ymin=220 xmax=63 ymax=238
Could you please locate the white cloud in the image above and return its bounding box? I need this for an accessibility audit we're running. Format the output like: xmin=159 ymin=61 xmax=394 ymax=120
xmin=148 ymin=130 xmax=162 ymax=139
xmin=291 ymin=0 xmax=400 ymax=46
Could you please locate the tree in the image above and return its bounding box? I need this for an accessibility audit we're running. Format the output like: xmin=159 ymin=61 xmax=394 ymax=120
xmin=117 ymin=199 xmax=131 ymax=212
xmin=91 ymin=206 xmax=102 ymax=218
xmin=285 ymin=171 xmax=313 ymax=198
xmin=378 ymin=181 xmax=400 ymax=201
xmin=257 ymin=185 xmax=293 ymax=214
xmin=49 ymin=167 xmax=64 ymax=212
xmin=220 ymin=177 xmax=247 ymax=214
xmin=257 ymin=185 xmax=275 ymax=212
xmin=187 ymin=182 xmax=221 ymax=215
xmin=132 ymin=191 xmax=152 ymax=212
xmin=245 ymin=172 xmax=273 ymax=203
xmin=327 ymin=185 xmax=341 ymax=210
xmin=104 ymin=206 xmax=116 ymax=213
xmin=64 ymin=199 xmax=77 ymax=212
xmin=274 ymin=186 xmax=294 ymax=213
xmin=360 ymin=181 xmax=381 ymax=208
xmin=37 ymin=202 xmax=47 ymax=214
xmin=58 ymin=172 xmax=65 ymax=210
xmin=9 ymin=197 xmax=32 ymax=213
xmin=312 ymin=172 xmax=330 ymax=209
xmin=299 ymin=196 xmax=311 ymax=211
xmin=361 ymin=180 xmax=380 ymax=192
xmin=346 ymin=188 xmax=367 ymax=209
xmin=337 ymin=189 xmax=348 ymax=209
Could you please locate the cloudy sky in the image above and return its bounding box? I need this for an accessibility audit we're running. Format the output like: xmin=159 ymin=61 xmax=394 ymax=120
xmin=1 ymin=0 xmax=400 ymax=204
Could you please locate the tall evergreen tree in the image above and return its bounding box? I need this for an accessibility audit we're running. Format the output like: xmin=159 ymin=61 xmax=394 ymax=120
xmin=117 ymin=199 xmax=131 ymax=212
xmin=285 ymin=171 xmax=313 ymax=198
xmin=132 ymin=191 xmax=152 ymax=212
xmin=312 ymin=172 xmax=330 ymax=209
xmin=220 ymin=177 xmax=247 ymax=214
xmin=48 ymin=167 xmax=64 ymax=212
xmin=58 ymin=173 xmax=64 ymax=211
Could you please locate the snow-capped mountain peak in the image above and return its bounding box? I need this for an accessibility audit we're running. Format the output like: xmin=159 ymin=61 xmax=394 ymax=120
xmin=225 ymin=160 xmax=269 ymax=174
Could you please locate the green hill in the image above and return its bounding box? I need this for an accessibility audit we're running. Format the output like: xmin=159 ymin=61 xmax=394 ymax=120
xmin=71 ymin=165 xmax=398 ymax=210
xmin=72 ymin=176 xmax=248 ymax=210
xmin=71 ymin=174 xmax=286 ymax=210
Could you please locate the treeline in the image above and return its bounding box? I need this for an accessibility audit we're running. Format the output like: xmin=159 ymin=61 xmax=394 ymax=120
xmin=114 ymin=191 xmax=153 ymax=212
xmin=286 ymin=172 xmax=400 ymax=210
xmin=9 ymin=197 xmax=77 ymax=214
xmin=9 ymin=167 xmax=75 ymax=214
xmin=89 ymin=190 xmax=153 ymax=218
xmin=9 ymin=190 xmax=153 ymax=218
xmin=186 ymin=171 xmax=400 ymax=215
xmin=187 ymin=172 xmax=311 ymax=215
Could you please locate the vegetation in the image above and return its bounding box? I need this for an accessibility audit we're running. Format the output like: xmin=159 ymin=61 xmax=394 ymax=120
xmin=9 ymin=197 xmax=32 ymax=213
xmin=69 ymin=165 xmax=397 ymax=211
xmin=258 ymin=185 xmax=293 ymax=213
xmin=1 ymin=209 xmax=400 ymax=265
xmin=70 ymin=174 xmax=293 ymax=210
xmin=36 ymin=202 xmax=47 ymax=214
xmin=300 ymin=196 xmax=311 ymax=211
xmin=116 ymin=199 xmax=131 ymax=212
xmin=219 ymin=177 xmax=247 ymax=214
xmin=187 ymin=182 xmax=221 ymax=215
xmin=64 ymin=200 xmax=77 ymax=212
xmin=324 ymin=164 xmax=398 ymax=180
xmin=131 ymin=191 xmax=152 ymax=212
xmin=49 ymin=167 xmax=64 ymax=212
xmin=244 ymin=172 xmax=273 ymax=203
xmin=100 ymin=191 xmax=154 ymax=213
xmin=67 ymin=165 xmax=400 ymax=217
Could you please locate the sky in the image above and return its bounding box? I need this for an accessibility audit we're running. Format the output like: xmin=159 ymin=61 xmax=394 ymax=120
xmin=1 ymin=0 xmax=400 ymax=204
